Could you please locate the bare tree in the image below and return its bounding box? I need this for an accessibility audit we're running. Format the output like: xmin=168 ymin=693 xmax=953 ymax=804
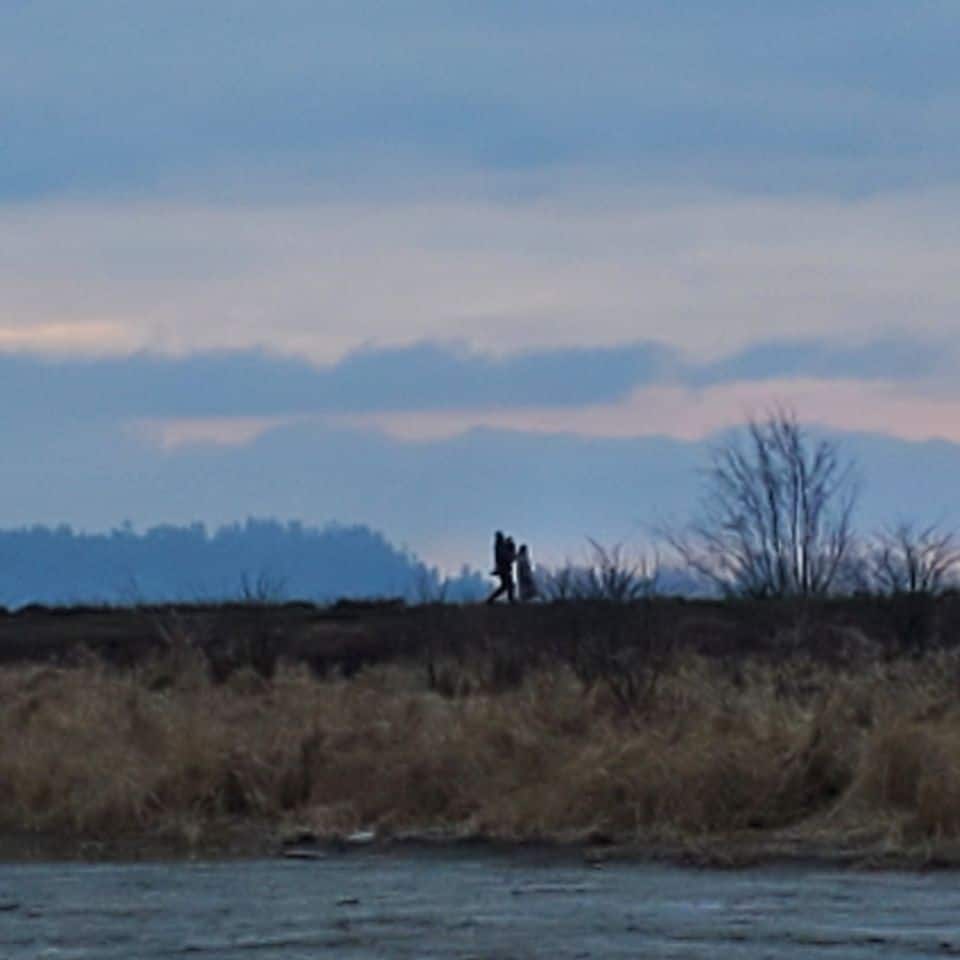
xmin=665 ymin=409 xmax=859 ymax=598
xmin=868 ymin=521 xmax=960 ymax=595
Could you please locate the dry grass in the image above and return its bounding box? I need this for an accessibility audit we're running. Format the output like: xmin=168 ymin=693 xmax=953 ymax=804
xmin=3 ymin=644 xmax=960 ymax=860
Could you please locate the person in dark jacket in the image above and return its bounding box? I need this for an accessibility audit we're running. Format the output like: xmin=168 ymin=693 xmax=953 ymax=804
xmin=486 ymin=530 xmax=517 ymax=604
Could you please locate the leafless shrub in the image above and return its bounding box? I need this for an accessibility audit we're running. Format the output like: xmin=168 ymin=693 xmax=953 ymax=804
xmin=541 ymin=541 xmax=659 ymax=604
xmin=868 ymin=522 xmax=960 ymax=596
xmin=540 ymin=543 xmax=669 ymax=713
xmin=849 ymin=522 xmax=960 ymax=654
xmin=539 ymin=564 xmax=581 ymax=602
xmin=664 ymin=408 xmax=859 ymax=598
xmin=579 ymin=540 xmax=659 ymax=603
xmin=201 ymin=572 xmax=290 ymax=680
xmin=239 ymin=570 xmax=287 ymax=605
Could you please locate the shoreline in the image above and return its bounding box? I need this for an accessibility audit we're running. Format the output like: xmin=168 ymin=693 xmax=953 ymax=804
xmin=4 ymin=823 xmax=960 ymax=871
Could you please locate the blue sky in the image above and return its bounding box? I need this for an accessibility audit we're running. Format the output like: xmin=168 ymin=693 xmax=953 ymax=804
xmin=3 ymin=3 xmax=960 ymax=563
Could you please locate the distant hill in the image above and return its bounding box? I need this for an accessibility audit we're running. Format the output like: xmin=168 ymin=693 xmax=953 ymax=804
xmin=0 ymin=519 xmax=488 ymax=608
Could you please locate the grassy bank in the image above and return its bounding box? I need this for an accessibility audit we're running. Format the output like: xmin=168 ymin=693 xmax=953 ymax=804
xmin=3 ymin=634 xmax=960 ymax=864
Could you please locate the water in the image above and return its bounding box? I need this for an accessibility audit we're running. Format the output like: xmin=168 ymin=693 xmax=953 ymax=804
xmin=1 ymin=849 xmax=959 ymax=958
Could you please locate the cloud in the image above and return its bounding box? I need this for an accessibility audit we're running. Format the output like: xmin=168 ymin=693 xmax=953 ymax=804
xmin=693 ymin=336 xmax=951 ymax=385
xmin=5 ymin=189 xmax=960 ymax=367
xmin=337 ymin=378 xmax=960 ymax=446
xmin=325 ymin=340 xmax=677 ymax=409
xmin=0 ymin=322 xmax=133 ymax=352
xmin=0 ymin=341 xmax=676 ymax=422
xmin=4 ymin=3 xmax=960 ymax=200
xmin=0 ymin=333 xmax=951 ymax=436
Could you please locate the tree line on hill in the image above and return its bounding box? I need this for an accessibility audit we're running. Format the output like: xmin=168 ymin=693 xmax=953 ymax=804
xmin=0 ymin=518 xmax=488 ymax=609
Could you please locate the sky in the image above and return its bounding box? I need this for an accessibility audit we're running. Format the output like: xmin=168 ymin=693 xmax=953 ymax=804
xmin=4 ymin=2 xmax=960 ymax=567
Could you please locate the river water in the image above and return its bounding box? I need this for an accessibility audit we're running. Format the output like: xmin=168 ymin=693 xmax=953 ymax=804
xmin=1 ymin=848 xmax=959 ymax=958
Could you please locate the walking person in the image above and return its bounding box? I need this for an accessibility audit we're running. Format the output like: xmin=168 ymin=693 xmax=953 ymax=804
xmin=486 ymin=530 xmax=517 ymax=604
xmin=516 ymin=543 xmax=539 ymax=603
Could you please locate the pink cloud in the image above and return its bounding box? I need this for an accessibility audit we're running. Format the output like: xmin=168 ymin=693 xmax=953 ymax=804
xmin=137 ymin=377 xmax=960 ymax=450
xmin=134 ymin=416 xmax=297 ymax=450
xmin=333 ymin=378 xmax=960 ymax=445
xmin=0 ymin=321 xmax=134 ymax=353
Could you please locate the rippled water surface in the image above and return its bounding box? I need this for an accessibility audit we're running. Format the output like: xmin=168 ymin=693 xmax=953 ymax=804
xmin=2 ymin=849 xmax=959 ymax=958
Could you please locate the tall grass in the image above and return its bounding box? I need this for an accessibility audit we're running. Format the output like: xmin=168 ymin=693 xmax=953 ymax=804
xmin=3 ymin=645 xmax=960 ymax=857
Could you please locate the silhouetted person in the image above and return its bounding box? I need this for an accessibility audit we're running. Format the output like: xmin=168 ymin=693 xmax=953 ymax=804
xmin=516 ymin=543 xmax=538 ymax=602
xmin=486 ymin=530 xmax=517 ymax=604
